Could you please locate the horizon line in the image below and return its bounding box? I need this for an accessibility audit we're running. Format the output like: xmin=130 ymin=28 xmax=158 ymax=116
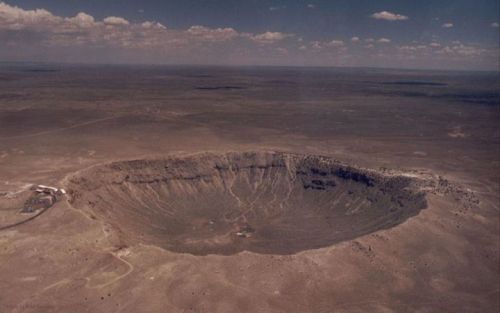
xmin=1 ymin=60 xmax=498 ymax=74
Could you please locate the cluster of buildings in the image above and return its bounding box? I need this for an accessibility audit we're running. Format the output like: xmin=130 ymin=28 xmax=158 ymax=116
xmin=21 ymin=185 xmax=66 ymax=213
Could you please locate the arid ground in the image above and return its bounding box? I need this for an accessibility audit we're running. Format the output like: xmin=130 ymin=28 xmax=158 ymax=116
xmin=0 ymin=64 xmax=499 ymax=312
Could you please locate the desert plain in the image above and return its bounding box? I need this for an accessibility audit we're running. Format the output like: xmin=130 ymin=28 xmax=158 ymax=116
xmin=0 ymin=64 xmax=499 ymax=312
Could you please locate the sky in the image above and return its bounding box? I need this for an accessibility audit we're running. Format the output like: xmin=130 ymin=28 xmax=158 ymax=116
xmin=0 ymin=0 xmax=499 ymax=70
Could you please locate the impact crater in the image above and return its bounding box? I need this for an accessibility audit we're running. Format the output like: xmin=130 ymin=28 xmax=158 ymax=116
xmin=67 ymin=152 xmax=427 ymax=255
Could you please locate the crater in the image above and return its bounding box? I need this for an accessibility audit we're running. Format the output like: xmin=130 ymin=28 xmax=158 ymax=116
xmin=67 ymin=152 xmax=427 ymax=255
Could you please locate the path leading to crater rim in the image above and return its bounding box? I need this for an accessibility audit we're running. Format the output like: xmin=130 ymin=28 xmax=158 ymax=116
xmin=66 ymin=151 xmax=427 ymax=255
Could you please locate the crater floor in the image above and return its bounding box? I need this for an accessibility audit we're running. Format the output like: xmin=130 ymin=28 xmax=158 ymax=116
xmin=67 ymin=151 xmax=427 ymax=255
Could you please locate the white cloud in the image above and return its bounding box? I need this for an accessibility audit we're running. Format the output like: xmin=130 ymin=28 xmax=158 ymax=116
xmin=453 ymin=44 xmax=485 ymax=56
xmin=371 ymin=11 xmax=408 ymax=21
xmin=377 ymin=38 xmax=391 ymax=43
xmin=491 ymin=22 xmax=499 ymax=28
xmin=435 ymin=43 xmax=486 ymax=57
xmin=325 ymin=40 xmax=344 ymax=47
xmin=307 ymin=4 xmax=316 ymax=9
xmin=103 ymin=16 xmax=129 ymax=26
xmin=351 ymin=36 xmax=360 ymax=42
xmin=1 ymin=1 xmax=296 ymax=50
xmin=308 ymin=39 xmax=345 ymax=50
xmin=442 ymin=23 xmax=453 ymax=28
xmin=0 ymin=2 xmax=298 ymax=50
xmin=0 ymin=1 xmax=247 ymax=49
xmin=429 ymin=42 xmax=441 ymax=48
xmin=66 ymin=12 xmax=96 ymax=28
xmin=365 ymin=38 xmax=375 ymax=43
xmin=141 ymin=21 xmax=166 ymax=29
xmin=249 ymin=31 xmax=290 ymax=44
xmin=187 ymin=25 xmax=238 ymax=42
xmin=0 ymin=2 xmax=60 ymax=30
xmin=311 ymin=41 xmax=322 ymax=50
xmin=398 ymin=44 xmax=429 ymax=51
xmin=398 ymin=45 xmax=417 ymax=52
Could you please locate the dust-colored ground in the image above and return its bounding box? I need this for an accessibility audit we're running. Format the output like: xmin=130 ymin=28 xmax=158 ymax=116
xmin=0 ymin=64 xmax=499 ymax=313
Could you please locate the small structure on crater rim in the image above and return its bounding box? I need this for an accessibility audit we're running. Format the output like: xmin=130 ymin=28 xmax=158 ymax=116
xmin=21 ymin=185 xmax=65 ymax=213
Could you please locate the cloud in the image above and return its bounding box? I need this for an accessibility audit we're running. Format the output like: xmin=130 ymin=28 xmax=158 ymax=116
xmin=249 ymin=31 xmax=290 ymax=44
xmin=0 ymin=2 xmax=60 ymax=30
xmin=442 ymin=23 xmax=453 ymax=28
xmin=187 ymin=25 xmax=238 ymax=42
xmin=66 ymin=12 xmax=96 ymax=28
xmin=371 ymin=11 xmax=408 ymax=21
xmin=325 ymin=40 xmax=344 ymax=47
xmin=307 ymin=4 xmax=316 ymax=9
xmin=398 ymin=45 xmax=417 ymax=52
xmin=491 ymin=22 xmax=499 ymax=28
xmin=365 ymin=38 xmax=375 ymax=43
xmin=311 ymin=41 xmax=322 ymax=50
xmin=308 ymin=39 xmax=345 ymax=50
xmin=377 ymin=38 xmax=391 ymax=43
xmin=351 ymin=36 xmax=360 ymax=42
xmin=103 ymin=16 xmax=130 ymax=26
xmin=436 ymin=43 xmax=486 ymax=57
xmin=141 ymin=21 xmax=166 ymax=29
xmin=0 ymin=1 xmax=283 ymax=49
xmin=0 ymin=1 xmax=259 ymax=55
xmin=394 ymin=42 xmax=492 ymax=67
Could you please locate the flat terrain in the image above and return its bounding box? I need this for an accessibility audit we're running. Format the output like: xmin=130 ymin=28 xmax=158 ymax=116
xmin=0 ymin=64 xmax=499 ymax=312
